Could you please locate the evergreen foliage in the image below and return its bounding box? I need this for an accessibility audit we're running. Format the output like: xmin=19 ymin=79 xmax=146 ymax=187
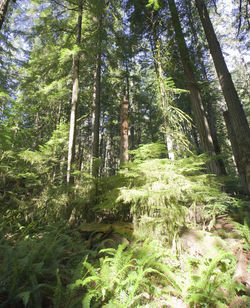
xmin=0 ymin=0 xmax=249 ymax=307
xmin=96 ymin=144 xmax=232 ymax=241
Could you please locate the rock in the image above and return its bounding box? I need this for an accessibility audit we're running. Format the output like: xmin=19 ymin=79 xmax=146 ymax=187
xmin=233 ymin=245 xmax=250 ymax=290
xmin=180 ymin=229 xmax=229 ymax=257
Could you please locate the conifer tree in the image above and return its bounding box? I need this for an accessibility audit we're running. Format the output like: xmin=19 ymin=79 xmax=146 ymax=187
xmin=167 ymin=0 xmax=222 ymax=175
xmin=91 ymin=19 xmax=102 ymax=177
xmin=195 ymin=0 xmax=250 ymax=193
xmin=182 ymin=0 xmax=227 ymax=175
xmin=67 ymin=0 xmax=83 ymax=184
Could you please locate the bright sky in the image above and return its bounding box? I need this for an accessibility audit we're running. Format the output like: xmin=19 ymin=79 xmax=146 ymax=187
xmin=213 ymin=0 xmax=250 ymax=72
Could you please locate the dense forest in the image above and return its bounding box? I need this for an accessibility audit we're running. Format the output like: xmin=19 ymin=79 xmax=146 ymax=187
xmin=0 ymin=0 xmax=250 ymax=307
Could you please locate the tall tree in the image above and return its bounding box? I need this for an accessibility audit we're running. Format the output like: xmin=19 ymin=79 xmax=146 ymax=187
xmin=120 ymin=88 xmax=129 ymax=165
xmin=67 ymin=0 xmax=83 ymax=183
xmin=182 ymin=0 xmax=227 ymax=175
xmin=150 ymin=34 xmax=175 ymax=159
xmin=223 ymin=110 xmax=246 ymax=189
xmin=195 ymin=0 xmax=250 ymax=193
xmin=167 ymin=0 xmax=221 ymax=175
xmin=91 ymin=2 xmax=103 ymax=177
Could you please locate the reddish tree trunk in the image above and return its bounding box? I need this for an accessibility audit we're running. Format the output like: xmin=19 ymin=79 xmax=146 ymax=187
xmin=120 ymin=90 xmax=129 ymax=165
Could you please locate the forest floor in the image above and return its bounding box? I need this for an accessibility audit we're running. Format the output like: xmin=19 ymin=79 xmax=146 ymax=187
xmin=76 ymin=212 xmax=250 ymax=308
xmin=0 ymin=208 xmax=250 ymax=307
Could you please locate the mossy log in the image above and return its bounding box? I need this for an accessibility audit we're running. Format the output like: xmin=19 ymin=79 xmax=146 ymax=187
xmin=79 ymin=222 xmax=134 ymax=239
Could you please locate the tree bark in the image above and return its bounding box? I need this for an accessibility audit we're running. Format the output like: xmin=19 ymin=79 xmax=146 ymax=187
xmin=91 ymin=15 xmax=102 ymax=177
xmin=224 ymin=111 xmax=248 ymax=193
xmin=120 ymin=89 xmax=129 ymax=165
xmin=0 ymin=0 xmax=11 ymax=30
xmin=168 ymin=0 xmax=220 ymax=175
xmin=195 ymin=0 xmax=250 ymax=193
xmin=206 ymin=99 xmax=227 ymax=175
xmin=67 ymin=1 xmax=82 ymax=184
xmin=182 ymin=0 xmax=227 ymax=175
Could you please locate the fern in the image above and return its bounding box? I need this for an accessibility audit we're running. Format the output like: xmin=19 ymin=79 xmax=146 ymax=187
xmin=71 ymin=239 xmax=181 ymax=307
xmin=234 ymin=219 xmax=250 ymax=249
xmin=186 ymin=252 xmax=237 ymax=307
xmin=0 ymin=222 xmax=91 ymax=307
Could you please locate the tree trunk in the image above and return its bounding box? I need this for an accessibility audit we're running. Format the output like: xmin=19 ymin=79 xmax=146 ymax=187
xmin=77 ymin=128 xmax=83 ymax=173
xmin=195 ymin=0 xmax=250 ymax=193
xmin=67 ymin=1 xmax=82 ymax=184
xmin=206 ymin=99 xmax=227 ymax=175
xmin=182 ymin=0 xmax=227 ymax=175
xmin=168 ymin=0 xmax=221 ymax=175
xmin=104 ymin=132 xmax=111 ymax=175
xmin=151 ymin=37 xmax=175 ymax=160
xmin=224 ymin=111 xmax=248 ymax=193
xmin=99 ymin=114 xmax=105 ymax=176
xmin=91 ymin=32 xmax=102 ymax=177
xmin=0 ymin=0 xmax=10 ymax=30
xmin=129 ymin=58 xmax=135 ymax=151
xmin=120 ymin=89 xmax=129 ymax=165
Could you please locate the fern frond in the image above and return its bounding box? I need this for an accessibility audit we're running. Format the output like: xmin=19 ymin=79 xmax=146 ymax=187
xmin=82 ymin=291 xmax=99 ymax=308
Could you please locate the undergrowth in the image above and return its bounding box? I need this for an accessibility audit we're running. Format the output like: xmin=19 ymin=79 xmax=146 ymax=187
xmin=0 ymin=222 xmax=92 ymax=308
xmin=0 ymin=143 xmax=249 ymax=307
xmin=69 ymin=238 xmax=242 ymax=308
xmin=96 ymin=144 xmax=233 ymax=243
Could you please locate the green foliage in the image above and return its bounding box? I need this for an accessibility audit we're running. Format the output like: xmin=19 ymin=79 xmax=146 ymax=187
xmin=96 ymin=144 xmax=232 ymax=242
xmin=0 ymin=1 xmax=249 ymax=307
xmin=129 ymin=142 xmax=168 ymax=161
xmin=19 ymin=122 xmax=69 ymax=178
xmin=0 ymin=222 xmax=89 ymax=308
xmin=70 ymin=240 xmax=178 ymax=307
xmin=0 ymin=123 xmax=71 ymax=226
xmin=186 ymin=252 xmax=238 ymax=308
xmin=146 ymin=0 xmax=160 ymax=10
xmin=234 ymin=219 xmax=250 ymax=249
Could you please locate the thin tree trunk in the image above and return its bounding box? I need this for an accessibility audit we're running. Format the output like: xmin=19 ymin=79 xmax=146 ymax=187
xmin=104 ymin=132 xmax=111 ymax=175
xmin=99 ymin=115 xmax=105 ymax=175
xmin=67 ymin=1 xmax=82 ymax=184
xmin=0 ymin=0 xmax=11 ymax=30
xmin=120 ymin=89 xmax=129 ymax=165
xmin=129 ymin=58 xmax=135 ymax=150
xmin=195 ymin=0 xmax=250 ymax=193
xmin=91 ymin=9 xmax=102 ymax=177
xmin=56 ymin=102 xmax=62 ymax=126
xmin=168 ymin=0 xmax=221 ymax=175
xmin=151 ymin=36 xmax=175 ymax=160
xmin=91 ymin=49 xmax=101 ymax=177
xmin=77 ymin=129 xmax=83 ymax=172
